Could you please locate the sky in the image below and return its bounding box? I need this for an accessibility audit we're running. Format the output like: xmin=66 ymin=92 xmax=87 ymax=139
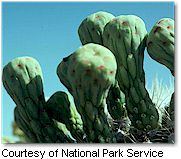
xmin=2 ymin=2 xmax=174 ymax=139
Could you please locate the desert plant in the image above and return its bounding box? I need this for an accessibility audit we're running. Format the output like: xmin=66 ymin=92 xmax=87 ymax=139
xmin=2 ymin=57 xmax=74 ymax=143
xmin=2 ymin=11 xmax=174 ymax=143
xmin=57 ymin=43 xmax=117 ymax=142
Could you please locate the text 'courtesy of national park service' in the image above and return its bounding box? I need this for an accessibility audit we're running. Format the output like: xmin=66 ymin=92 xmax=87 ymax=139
xmin=1 ymin=148 xmax=164 ymax=159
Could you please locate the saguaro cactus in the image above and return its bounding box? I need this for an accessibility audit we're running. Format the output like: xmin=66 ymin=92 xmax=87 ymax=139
xmin=57 ymin=43 xmax=117 ymax=142
xmin=2 ymin=11 xmax=174 ymax=144
xmin=78 ymin=11 xmax=126 ymax=121
xmin=78 ymin=11 xmax=115 ymax=45
xmin=103 ymin=15 xmax=159 ymax=131
xmin=147 ymin=18 xmax=175 ymax=128
xmin=46 ymin=91 xmax=84 ymax=142
xmin=147 ymin=18 xmax=174 ymax=75
xmin=106 ymin=81 xmax=127 ymax=120
xmin=2 ymin=57 xmax=73 ymax=143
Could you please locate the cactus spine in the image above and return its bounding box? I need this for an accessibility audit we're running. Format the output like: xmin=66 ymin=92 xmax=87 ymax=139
xmin=57 ymin=43 xmax=117 ymax=142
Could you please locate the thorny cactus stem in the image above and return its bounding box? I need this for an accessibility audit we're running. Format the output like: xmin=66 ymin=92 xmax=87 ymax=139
xmin=46 ymin=91 xmax=84 ymax=142
xmin=103 ymin=15 xmax=159 ymax=131
xmin=2 ymin=57 xmax=73 ymax=143
xmin=147 ymin=18 xmax=174 ymax=76
xmin=14 ymin=106 xmax=38 ymax=142
xmin=78 ymin=11 xmax=115 ymax=45
xmin=78 ymin=11 xmax=126 ymax=121
xmin=147 ymin=18 xmax=174 ymax=124
xmin=57 ymin=43 xmax=117 ymax=142
xmin=106 ymin=80 xmax=127 ymax=120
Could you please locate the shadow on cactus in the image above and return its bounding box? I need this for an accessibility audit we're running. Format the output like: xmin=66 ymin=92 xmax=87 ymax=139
xmin=2 ymin=11 xmax=174 ymax=143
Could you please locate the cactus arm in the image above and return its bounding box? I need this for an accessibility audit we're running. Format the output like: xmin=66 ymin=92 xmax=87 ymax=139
xmin=78 ymin=11 xmax=127 ymax=123
xmin=14 ymin=106 xmax=38 ymax=142
xmin=57 ymin=43 xmax=117 ymax=142
xmin=2 ymin=57 xmax=74 ymax=143
xmin=106 ymin=80 xmax=127 ymax=120
xmin=103 ymin=15 xmax=160 ymax=131
xmin=78 ymin=11 xmax=115 ymax=45
xmin=147 ymin=18 xmax=174 ymax=130
xmin=45 ymin=91 xmax=84 ymax=142
xmin=147 ymin=18 xmax=174 ymax=75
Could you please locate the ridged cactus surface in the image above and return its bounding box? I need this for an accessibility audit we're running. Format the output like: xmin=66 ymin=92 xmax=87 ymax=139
xmin=147 ymin=18 xmax=174 ymax=75
xmin=78 ymin=11 xmax=126 ymax=122
xmin=147 ymin=18 xmax=174 ymax=137
xmin=46 ymin=91 xmax=84 ymax=142
xmin=103 ymin=15 xmax=159 ymax=131
xmin=2 ymin=57 xmax=73 ymax=143
xmin=2 ymin=11 xmax=174 ymax=144
xmin=2 ymin=57 xmax=43 ymax=106
xmin=57 ymin=43 xmax=117 ymax=142
xmin=106 ymin=80 xmax=127 ymax=120
xmin=78 ymin=11 xmax=115 ymax=45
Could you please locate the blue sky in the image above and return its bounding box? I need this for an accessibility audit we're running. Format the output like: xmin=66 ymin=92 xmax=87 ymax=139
xmin=2 ymin=2 xmax=174 ymax=139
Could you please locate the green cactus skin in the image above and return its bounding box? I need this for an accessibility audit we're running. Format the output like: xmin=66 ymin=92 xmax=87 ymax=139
xmin=107 ymin=81 xmax=131 ymax=139
xmin=54 ymin=121 xmax=75 ymax=141
xmin=78 ymin=11 xmax=115 ymax=45
xmin=78 ymin=11 xmax=126 ymax=123
xmin=46 ymin=91 xmax=84 ymax=142
xmin=2 ymin=57 xmax=74 ymax=143
xmin=106 ymin=80 xmax=127 ymax=120
xmin=103 ymin=15 xmax=159 ymax=131
xmin=57 ymin=43 xmax=117 ymax=142
xmin=147 ymin=18 xmax=174 ymax=135
xmin=14 ymin=106 xmax=38 ymax=142
xmin=147 ymin=18 xmax=174 ymax=75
